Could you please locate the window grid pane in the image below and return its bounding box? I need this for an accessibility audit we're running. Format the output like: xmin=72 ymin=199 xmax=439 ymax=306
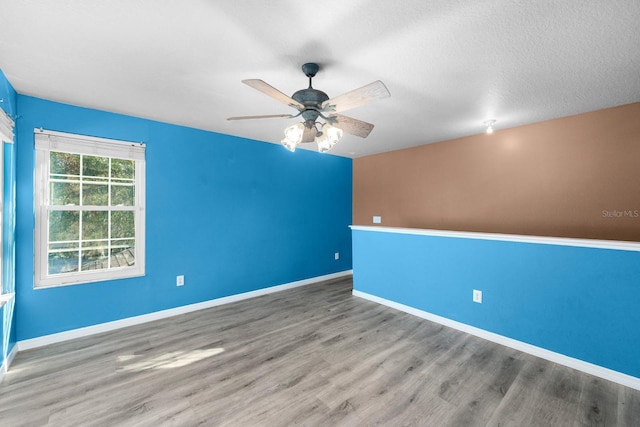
xmin=47 ymin=152 xmax=137 ymax=276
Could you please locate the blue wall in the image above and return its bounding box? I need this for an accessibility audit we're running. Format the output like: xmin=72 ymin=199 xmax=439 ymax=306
xmin=15 ymin=95 xmax=352 ymax=340
xmin=352 ymin=229 xmax=640 ymax=378
xmin=1 ymin=69 xmax=17 ymax=369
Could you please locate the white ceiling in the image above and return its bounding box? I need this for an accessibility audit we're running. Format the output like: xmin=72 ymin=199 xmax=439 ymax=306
xmin=1 ymin=1 xmax=639 ymax=158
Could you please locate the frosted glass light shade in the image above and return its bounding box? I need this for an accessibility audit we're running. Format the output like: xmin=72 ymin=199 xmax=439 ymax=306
xmin=324 ymin=123 xmax=343 ymax=142
xmin=281 ymin=122 xmax=305 ymax=152
xmin=316 ymin=133 xmax=333 ymax=152
xmin=316 ymin=123 xmax=343 ymax=153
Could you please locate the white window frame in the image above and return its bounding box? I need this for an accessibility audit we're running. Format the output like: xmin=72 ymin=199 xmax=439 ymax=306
xmin=0 ymin=109 xmax=12 ymax=305
xmin=34 ymin=129 xmax=146 ymax=288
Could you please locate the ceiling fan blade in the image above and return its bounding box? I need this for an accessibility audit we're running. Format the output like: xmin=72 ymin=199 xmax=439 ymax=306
xmin=242 ymin=79 xmax=304 ymax=110
xmin=321 ymin=80 xmax=390 ymax=114
xmin=227 ymin=114 xmax=294 ymax=121
xmin=330 ymin=114 xmax=374 ymax=138
xmin=302 ymin=126 xmax=316 ymax=143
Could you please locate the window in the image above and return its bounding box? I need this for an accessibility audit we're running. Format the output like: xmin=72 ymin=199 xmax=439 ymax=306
xmin=35 ymin=129 xmax=145 ymax=288
xmin=0 ymin=109 xmax=12 ymax=304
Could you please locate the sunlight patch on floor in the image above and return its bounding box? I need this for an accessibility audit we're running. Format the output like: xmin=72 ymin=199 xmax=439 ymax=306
xmin=118 ymin=348 xmax=224 ymax=371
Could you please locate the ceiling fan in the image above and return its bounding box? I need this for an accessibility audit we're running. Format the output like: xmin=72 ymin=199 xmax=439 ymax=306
xmin=227 ymin=63 xmax=390 ymax=152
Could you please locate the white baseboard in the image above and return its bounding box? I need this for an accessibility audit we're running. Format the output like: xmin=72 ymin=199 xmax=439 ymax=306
xmin=0 ymin=344 xmax=18 ymax=384
xmin=353 ymin=289 xmax=640 ymax=391
xmin=17 ymin=270 xmax=352 ymax=352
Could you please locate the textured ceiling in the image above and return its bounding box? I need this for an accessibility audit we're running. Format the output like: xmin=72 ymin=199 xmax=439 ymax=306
xmin=1 ymin=1 xmax=639 ymax=158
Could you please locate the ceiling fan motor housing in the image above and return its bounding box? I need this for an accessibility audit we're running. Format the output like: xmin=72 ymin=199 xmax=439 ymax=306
xmin=293 ymin=88 xmax=329 ymax=122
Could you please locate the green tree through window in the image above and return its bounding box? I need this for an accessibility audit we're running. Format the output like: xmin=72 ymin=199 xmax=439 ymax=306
xmin=35 ymin=129 xmax=145 ymax=287
xmin=48 ymin=152 xmax=136 ymax=274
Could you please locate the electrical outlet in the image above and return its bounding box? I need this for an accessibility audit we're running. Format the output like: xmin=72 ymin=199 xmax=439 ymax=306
xmin=335 ymin=252 xmax=340 ymax=260
xmin=473 ymin=289 xmax=482 ymax=304
xmin=176 ymin=275 xmax=184 ymax=286
xmin=373 ymin=216 xmax=382 ymax=224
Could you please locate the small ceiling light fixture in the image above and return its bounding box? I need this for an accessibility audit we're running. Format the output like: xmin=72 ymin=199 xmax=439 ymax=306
xmin=484 ymin=120 xmax=496 ymax=134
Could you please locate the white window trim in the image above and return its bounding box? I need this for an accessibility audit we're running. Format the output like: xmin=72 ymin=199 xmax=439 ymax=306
xmin=0 ymin=109 xmax=13 ymax=301
xmin=34 ymin=129 xmax=146 ymax=288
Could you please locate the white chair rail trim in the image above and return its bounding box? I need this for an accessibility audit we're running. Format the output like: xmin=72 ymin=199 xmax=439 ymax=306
xmin=350 ymin=225 xmax=640 ymax=252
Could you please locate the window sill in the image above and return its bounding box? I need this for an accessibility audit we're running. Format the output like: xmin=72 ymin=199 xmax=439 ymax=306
xmin=0 ymin=292 xmax=15 ymax=308
xmin=35 ymin=269 xmax=145 ymax=289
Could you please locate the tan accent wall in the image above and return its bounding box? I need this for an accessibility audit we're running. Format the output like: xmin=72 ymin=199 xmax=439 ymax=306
xmin=353 ymin=102 xmax=640 ymax=241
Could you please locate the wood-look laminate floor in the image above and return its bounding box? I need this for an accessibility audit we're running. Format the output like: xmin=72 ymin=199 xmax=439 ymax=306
xmin=1 ymin=277 xmax=639 ymax=426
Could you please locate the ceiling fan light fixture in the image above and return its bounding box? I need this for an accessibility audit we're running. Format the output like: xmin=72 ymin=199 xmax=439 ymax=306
xmin=315 ymin=123 xmax=343 ymax=153
xmin=316 ymin=133 xmax=333 ymax=153
xmin=323 ymin=123 xmax=343 ymax=143
xmin=281 ymin=122 xmax=305 ymax=151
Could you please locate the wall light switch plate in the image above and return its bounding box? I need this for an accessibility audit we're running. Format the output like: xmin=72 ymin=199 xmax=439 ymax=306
xmin=176 ymin=275 xmax=184 ymax=286
xmin=473 ymin=289 xmax=482 ymax=303
xmin=335 ymin=252 xmax=340 ymax=260
xmin=373 ymin=216 xmax=382 ymax=224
